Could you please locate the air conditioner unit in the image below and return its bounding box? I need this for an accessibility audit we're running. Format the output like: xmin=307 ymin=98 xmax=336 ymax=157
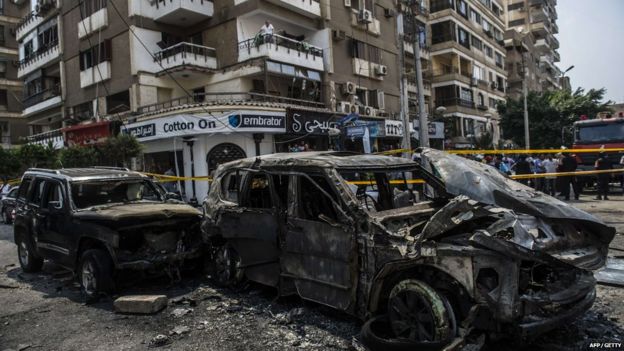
xmin=384 ymin=8 xmax=395 ymax=18
xmin=338 ymin=101 xmax=352 ymax=114
xmin=359 ymin=105 xmax=375 ymax=116
xmin=491 ymin=81 xmax=498 ymax=89
xmin=342 ymin=81 xmax=356 ymax=95
xmin=358 ymin=9 xmax=373 ymax=24
xmin=471 ymin=77 xmax=478 ymax=86
xmin=332 ymin=30 xmax=346 ymax=41
xmin=375 ymin=65 xmax=388 ymax=76
xmin=344 ymin=0 xmax=351 ymax=7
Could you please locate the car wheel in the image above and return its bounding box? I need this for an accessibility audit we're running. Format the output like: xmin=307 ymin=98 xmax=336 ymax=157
xmin=16 ymin=234 xmax=43 ymax=273
xmin=79 ymin=249 xmax=114 ymax=303
xmin=2 ymin=209 xmax=7 ymax=224
xmin=361 ymin=314 xmax=451 ymax=351
xmin=211 ymin=244 xmax=244 ymax=287
xmin=387 ymin=279 xmax=456 ymax=343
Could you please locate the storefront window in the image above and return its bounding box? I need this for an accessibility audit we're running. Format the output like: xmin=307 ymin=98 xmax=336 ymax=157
xmin=206 ymin=143 xmax=246 ymax=176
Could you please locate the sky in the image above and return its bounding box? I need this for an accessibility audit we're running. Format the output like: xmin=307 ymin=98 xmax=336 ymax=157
xmin=557 ymin=0 xmax=624 ymax=104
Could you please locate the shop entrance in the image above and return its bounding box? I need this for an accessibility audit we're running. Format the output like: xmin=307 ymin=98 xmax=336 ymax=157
xmin=143 ymin=150 xmax=185 ymax=194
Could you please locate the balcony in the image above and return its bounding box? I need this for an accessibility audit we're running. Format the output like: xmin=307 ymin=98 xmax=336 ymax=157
xmin=530 ymin=6 xmax=548 ymax=23
xmin=553 ymin=50 xmax=560 ymax=62
xmin=435 ymin=97 xmax=475 ymax=109
xmin=551 ymin=21 xmax=559 ymax=34
xmin=22 ymin=85 xmax=62 ymax=117
xmin=137 ymin=91 xmax=326 ymax=115
xmin=265 ymin=0 xmax=321 ymax=18
xmin=154 ymin=42 xmax=217 ymax=75
xmin=431 ymin=65 xmax=471 ymax=85
xmin=531 ymin=21 xmax=550 ymax=35
xmin=404 ymin=41 xmax=431 ymax=60
xmin=26 ymin=128 xmax=64 ymax=149
xmin=551 ymin=36 xmax=560 ymax=49
xmin=407 ymin=77 xmax=431 ymax=96
xmin=18 ymin=41 xmax=61 ymax=78
xmin=238 ymin=33 xmax=324 ymax=71
xmin=78 ymin=7 xmax=108 ymax=39
xmin=131 ymin=0 xmax=214 ymax=26
xmin=15 ymin=12 xmax=42 ymax=41
xmin=534 ymin=38 xmax=551 ymax=52
xmin=80 ymin=61 xmax=111 ymax=88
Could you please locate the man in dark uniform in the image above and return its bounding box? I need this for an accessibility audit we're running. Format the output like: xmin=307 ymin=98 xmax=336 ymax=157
xmin=513 ymin=155 xmax=532 ymax=185
xmin=560 ymin=152 xmax=580 ymax=200
xmin=595 ymin=152 xmax=613 ymax=200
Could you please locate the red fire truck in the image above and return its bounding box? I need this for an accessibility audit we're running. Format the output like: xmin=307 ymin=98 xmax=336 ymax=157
xmin=573 ymin=115 xmax=624 ymax=171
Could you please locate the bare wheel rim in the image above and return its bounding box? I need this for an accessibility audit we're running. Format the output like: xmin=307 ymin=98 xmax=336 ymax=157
xmin=18 ymin=241 xmax=29 ymax=266
xmin=81 ymin=261 xmax=96 ymax=294
xmin=388 ymin=291 xmax=436 ymax=341
xmin=215 ymin=247 xmax=231 ymax=282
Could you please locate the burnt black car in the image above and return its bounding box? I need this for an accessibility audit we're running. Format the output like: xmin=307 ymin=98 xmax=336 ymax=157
xmin=202 ymin=150 xmax=614 ymax=348
xmin=1 ymin=186 xmax=18 ymax=224
xmin=13 ymin=167 xmax=203 ymax=301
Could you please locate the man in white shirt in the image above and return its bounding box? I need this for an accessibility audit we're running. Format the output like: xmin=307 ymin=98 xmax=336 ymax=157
xmin=260 ymin=21 xmax=274 ymax=43
xmin=542 ymin=156 xmax=558 ymax=196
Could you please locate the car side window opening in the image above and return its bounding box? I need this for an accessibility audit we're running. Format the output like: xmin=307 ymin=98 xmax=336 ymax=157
xmin=29 ymin=179 xmax=46 ymax=206
xmin=17 ymin=178 xmax=32 ymax=200
xmin=339 ymin=169 xmax=418 ymax=212
xmin=220 ymin=169 xmax=247 ymax=204
xmin=272 ymin=174 xmax=289 ymax=208
xmin=243 ymin=173 xmax=273 ymax=209
xmin=8 ymin=188 xmax=19 ymax=198
xmin=297 ymin=175 xmax=339 ymax=222
xmin=43 ymin=182 xmax=64 ymax=210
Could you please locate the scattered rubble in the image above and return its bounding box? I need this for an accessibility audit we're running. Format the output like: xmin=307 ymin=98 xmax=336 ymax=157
xmin=148 ymin=334 xmax=170 ymax=348
xmin=114 ymin=295 xmax=168 ymax=314
xmin=170 ymin=325 xmax=191 ymax=335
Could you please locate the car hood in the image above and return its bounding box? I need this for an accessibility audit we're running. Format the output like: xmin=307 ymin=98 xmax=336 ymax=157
xmin=73 ymin=202 xmax=201 ymax=224
xmin=420 ymin=148 xmax=614 ymax=240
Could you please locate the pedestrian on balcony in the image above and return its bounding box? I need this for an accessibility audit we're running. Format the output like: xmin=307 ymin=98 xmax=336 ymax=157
xmin=260 ymin=20 xmax=274 ymax=44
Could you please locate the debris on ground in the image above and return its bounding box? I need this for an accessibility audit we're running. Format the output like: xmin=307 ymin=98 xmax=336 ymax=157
xmin=113 ymin=295 xmax=168 ymax=314
xmin=594 ymin=258 xmax=624 ymax=287
xmin=148 ymin=334 xmax=170 ymax=348
xmin=170 ymin=325 xmax=191 ymax=335
xmin=171 ymin=307 xmax=193 ymax=317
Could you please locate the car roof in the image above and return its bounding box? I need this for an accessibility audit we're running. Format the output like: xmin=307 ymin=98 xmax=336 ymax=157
xmin=220 ymin=151 xmax=417 ymax=171
xmin=23 ymin=167 xmax=148 ymax=182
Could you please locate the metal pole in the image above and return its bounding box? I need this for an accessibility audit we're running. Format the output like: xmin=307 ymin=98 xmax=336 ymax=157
xmin=397 ymin=13 xmax=411 ymax=158
xmin=414 ymin=22 xmax=429 ymax=148
xmin=523 ymin=75 xmax=530 ymax=150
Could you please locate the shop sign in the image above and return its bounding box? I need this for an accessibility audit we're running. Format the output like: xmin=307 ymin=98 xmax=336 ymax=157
xmin=384 ymin=120 xmax=405 ymax=138
xmin=63 ymin=121 xmax=111 ymax=147
xmin=413 ymin=121 xmax=445 ymax=139
xmin=346 ymin=125 xmax=367 ymax=138
xmin=286 ymin=109 xmax=339 ymax=135
xmin=124 ymin=110 xmax=285 ymax=141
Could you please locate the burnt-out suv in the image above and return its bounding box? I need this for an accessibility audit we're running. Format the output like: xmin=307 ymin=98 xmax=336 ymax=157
xmin=14 ymin=167 xmax=202 ymax=301
xmin=202 ymin=149 xmax=614 ymax=347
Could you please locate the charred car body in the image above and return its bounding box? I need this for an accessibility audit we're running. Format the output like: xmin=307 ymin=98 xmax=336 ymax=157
xmin=202 ymin=149 xmax=614 ymax=346
xmin=13 ymin=167 xmax=202 ymax=300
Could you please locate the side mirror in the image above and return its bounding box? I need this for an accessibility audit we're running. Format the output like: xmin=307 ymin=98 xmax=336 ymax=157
xmin=165 ymin=192 xmax=183 ymax=201
xmin=48 ymin=201 xmax=63 ymax=212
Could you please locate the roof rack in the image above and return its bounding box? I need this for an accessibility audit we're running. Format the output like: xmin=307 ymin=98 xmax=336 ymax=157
xmin=90 ymin=166 xmax=131 ymax=171
xmin=27 ymin=168 xmax=61 ymax=175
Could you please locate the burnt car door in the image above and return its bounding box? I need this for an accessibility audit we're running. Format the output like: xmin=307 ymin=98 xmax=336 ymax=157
xmin=216 ymin=170 xmax=281 ymax=287
xmin=281 ymin=173 xmax=357 ymax=311
xmin=36 ymin=180 xmax=72 ymax=265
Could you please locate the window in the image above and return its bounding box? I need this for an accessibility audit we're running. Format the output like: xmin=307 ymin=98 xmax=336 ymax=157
xmin=508 ymin=19 xmax=525 ymax=27
xmin=18 ymin=178 xmax=32 ymax=200
xmin=457 ymin=0 xmax=468 ymax=17
xmin=79 ymin=40 xmax=112 ymax=71
xmin=482 ymin=20 xmax=491 ymax=33
xmin=431 ymin=21 xmax=456 ymax=44
xmin=24 ymin=41 xmax=34 ymax=59
xmin=0 ymin=60 xmax=6 ymax=78
xmin=29 ymin=179 xmax=46 ymax=206
xmin=193 ymin=87 xmax=205 ymax=103
xmin=71 ymin=180 xmax=161 ymax=209
xmin=80 ymin=0 xmax=107 ymax=18
xmin=350 ymin=39 xmax=382 ymax=64
xmin=477 ymin=93 xmax=484 ymax=106
xmin=484 ymin=45 xmax=493 ymax=58
xmin=471 ymin=36 xmax=482 ymax=51
xmin=496 ymin=75 xmax=505 ymax=92
xmin=44 ymin=182 xmax=64 ymax=210
xmin=71 ymin=101 xmax=93 ymax=121
xmin=472 ymin=65 xmax=484 ymax=80
xmin=243 ymin=173 xmax=273 ymax=209
xmin=0 ymin=25 xmax=5 ymax=46
xmin=355 ymin=88 xmax=367 ymax=106
xmin=0 ymin=90 xmax=6 ymax=107
xmin=37 ymin=24 xmax=58 ymax=50
xmin=469 ymin=8 xmax=481 ymax=24
xmin=488 ymin=97 xmax=497 ymax=108
xmin=297 ymin=175 xmax=338 ymax=221
xmin=430 ymin=0 xmax=454 ymax=13
xmin=457 ymin=27 xmax=470 ymax=49
xmin=495 ymin=52 xmax=503 ymax=68
xmin=507 ymin=2 xmax=524 ymax=11
xmin=220 ymin=169 xmax=247 ymax=204
xmin=352 ymin=0 xmax=376 ymax=17
xmin=106 ymin=90 xmax=130 ymax=114
xmin=460 ymin=87 xmax=473 ymax=102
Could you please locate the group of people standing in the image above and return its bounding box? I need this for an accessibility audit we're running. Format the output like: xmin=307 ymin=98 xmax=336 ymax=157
xmin=477 ymin=151 xmax=621 ymax=201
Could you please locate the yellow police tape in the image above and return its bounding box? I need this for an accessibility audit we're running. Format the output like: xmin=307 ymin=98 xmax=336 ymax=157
xmin=376 ymin=148 xmax=624 ymax=156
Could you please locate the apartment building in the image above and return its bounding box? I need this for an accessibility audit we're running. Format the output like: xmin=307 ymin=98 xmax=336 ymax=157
xmin=0 ymin=0 xmax=29 ymax=149
xmin=428 ymin=0 xmax=507 ymax=148
xmin=15 ymin=0 xmax=410 ymax=201
xmin=504 ymin=0 xmax=561 ymax=99
xmin=16 ymin=0 xmax=64 ymax=147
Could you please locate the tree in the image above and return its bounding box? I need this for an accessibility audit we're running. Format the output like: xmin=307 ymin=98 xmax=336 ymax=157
xmin=498 ymin=88 xmax=612 ymax=149
xmin=98 ymin=134 xmax=143 ymax=167
xmin=59 ymin=146 xmax=100 ymax=168
xmin=0 ymin=147 xmax=20 ymax=178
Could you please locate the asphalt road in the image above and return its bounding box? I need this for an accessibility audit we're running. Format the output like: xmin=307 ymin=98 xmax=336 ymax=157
xmin=1 ymin=194 xmax=623 ymax=351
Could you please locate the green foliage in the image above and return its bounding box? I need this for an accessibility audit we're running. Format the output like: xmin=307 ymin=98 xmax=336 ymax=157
xmin=474 ymin=131 xmax=493 ymax=150
xmin=498 ymin=88 xmax=612 ymax=149
xmin=59 ymin=146 xmax=100 ymax=168
xmin=98 ymin=134 xmax=144 ymax=167
xmin=0 ymin=147 xmax=20 ymax=178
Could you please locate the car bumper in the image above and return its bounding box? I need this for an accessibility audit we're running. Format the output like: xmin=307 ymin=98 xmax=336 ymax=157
xmin=116 ymin=247 xmax=203 ymax=270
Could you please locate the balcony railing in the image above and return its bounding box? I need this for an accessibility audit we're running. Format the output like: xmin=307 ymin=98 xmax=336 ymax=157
xmin=16 ymin=11 xmax=39 ymax=36
xmin=402 ymin=0 xmax=429 ymax=16
xmin=22 ymin=84 xmax=61 ymax=108
xmin=238 ymin=33 xmax=323 ymax=59
xmin=432 ymin=65 xmax=459 ymax=76
xmin=26 ymin=128 xmax=64 ymax=146
xmin=154 ymin=42 xmax=217 ymax=67
xmin=137 ymin=91 xmax=326 ymax=115
xmin=435 ymin=97 xmax=475 ymax=109
xmin=18 ymin=40 xmax=59 ymax=69
xmin=150 ymin=0 xmax=214 ymax=25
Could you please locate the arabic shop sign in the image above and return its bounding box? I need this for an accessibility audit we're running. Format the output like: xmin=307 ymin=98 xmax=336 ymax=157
xmin=412 ymin=121 xmax=445 ymax=139
xmin=123 ymin=110 xmax=285 ymax=141
xmin=286 ymin=109 xmax=339 ymax=135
